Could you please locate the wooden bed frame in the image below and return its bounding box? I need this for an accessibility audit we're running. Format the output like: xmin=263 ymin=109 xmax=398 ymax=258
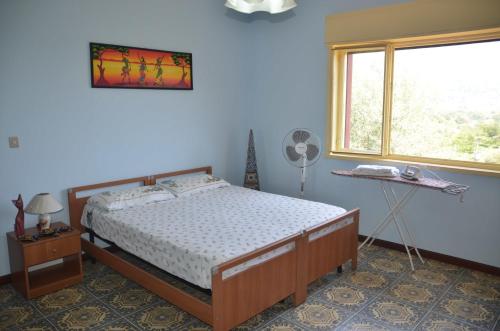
xmin=68 ymin=166 xmax=359 ymax=331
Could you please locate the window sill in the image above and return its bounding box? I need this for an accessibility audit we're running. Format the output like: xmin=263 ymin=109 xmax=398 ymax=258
xmin=327 ymin=152 xmax=500 ymax=178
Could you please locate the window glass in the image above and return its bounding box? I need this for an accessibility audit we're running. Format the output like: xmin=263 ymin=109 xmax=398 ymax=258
xmin=343 ymin=51 xmax=385 ymax=154
xmin=391 ymin=41 xmax=500 ymax=164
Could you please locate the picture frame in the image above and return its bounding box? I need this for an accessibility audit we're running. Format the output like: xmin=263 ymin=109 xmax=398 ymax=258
xmin=90 ymin=42 xmax=193 ymax=90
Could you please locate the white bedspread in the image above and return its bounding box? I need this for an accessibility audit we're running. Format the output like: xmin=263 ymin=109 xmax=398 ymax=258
xmin=82 ymin=185 xmax=346 ymax=289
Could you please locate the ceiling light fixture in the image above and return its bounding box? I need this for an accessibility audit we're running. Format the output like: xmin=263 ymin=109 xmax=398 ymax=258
xmin=225 ymin=0 xmax=297 ymax=14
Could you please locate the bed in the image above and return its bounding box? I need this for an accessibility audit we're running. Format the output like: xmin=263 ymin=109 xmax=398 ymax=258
xmin=68 ymin=166 xmax=359 ymax=331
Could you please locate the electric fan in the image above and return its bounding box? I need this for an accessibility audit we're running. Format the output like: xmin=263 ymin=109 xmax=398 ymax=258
xmin=282 ymin=128 xmax=321 ymax=197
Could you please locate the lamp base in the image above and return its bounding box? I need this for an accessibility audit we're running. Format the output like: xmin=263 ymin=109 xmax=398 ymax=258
xmin=38 ymin=214 xmax=51 ymax=231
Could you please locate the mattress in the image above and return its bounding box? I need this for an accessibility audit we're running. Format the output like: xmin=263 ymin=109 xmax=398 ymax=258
xmin=82 ymin=185 xmax=347 ymax=289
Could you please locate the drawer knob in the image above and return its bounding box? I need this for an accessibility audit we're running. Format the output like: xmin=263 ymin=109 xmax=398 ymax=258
xmin=52 ymin=249 xmax=57 ymax=253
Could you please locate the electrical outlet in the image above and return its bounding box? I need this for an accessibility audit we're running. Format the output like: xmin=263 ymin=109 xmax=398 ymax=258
xmin=8 ymin=136 xmax=19 ymax=148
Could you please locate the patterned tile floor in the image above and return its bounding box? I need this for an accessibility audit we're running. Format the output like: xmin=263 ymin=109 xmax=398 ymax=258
xmin=1 ymin=244 xmax=499 ymax=330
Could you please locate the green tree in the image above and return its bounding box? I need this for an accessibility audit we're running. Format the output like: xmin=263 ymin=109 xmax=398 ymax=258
xmin=453 ymin=129 xmax=475 ymax=154
xmin=453 ymin=120 xmax=500 ymax=161
xmin=477 ymin=121 xmax=499 ymax=147
xmin=91 ymin=44 xmax=129 ymax=85
xmin=171 ymin=53 xmax=191 ymax=87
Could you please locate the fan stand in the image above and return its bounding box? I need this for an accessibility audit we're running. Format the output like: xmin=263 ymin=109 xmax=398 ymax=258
xmin=300 ymin=156 xmax=306 ymax=197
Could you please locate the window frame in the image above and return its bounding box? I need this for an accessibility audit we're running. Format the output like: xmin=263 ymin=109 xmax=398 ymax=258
xmin=327 ymin=29 xmax=500 ymax=176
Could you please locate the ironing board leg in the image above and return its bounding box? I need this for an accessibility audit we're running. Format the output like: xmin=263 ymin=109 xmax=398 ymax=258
xmin=387 ymin=184 xmax=425 ymax=265
xmin=359 ymin=181 xmax=420 ymax=271
xmin=358 ymin=185 xmax=417 ymax=250
xmin=380 ymin=182 xmax=414 ymax=270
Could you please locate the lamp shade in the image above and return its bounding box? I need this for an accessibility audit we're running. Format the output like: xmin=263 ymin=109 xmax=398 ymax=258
xmin=25 ymin=193 xmax=63 ymax=215
xmin=225 ymin=0 xmax=297 ymax=14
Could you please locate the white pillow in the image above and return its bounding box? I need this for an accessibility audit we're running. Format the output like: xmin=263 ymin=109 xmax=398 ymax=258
xmin=88 ymin=185 xmax=175 ymax=211
xmin=158 ymin=174 xmax=230 ymax=197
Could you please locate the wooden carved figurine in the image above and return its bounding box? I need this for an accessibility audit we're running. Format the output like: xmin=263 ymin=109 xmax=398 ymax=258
xmin=12 ymin=194 xmax=25 ymax=237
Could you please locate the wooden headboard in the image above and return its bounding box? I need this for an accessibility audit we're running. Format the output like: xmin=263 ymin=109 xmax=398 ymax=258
xmin=67 ymin=166 xmax=212 ymax=232
xmin=150 ymin=166 xmax=212 ymax=184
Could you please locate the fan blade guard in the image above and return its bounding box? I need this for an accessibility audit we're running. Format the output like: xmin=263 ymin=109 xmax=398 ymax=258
xmin=292 ymin=130 xmax=310 ymax=144
xmin=306 ymin=144 xmax=319 ymax=161
xmin=286 ymin=146 xmax=301 ymax=162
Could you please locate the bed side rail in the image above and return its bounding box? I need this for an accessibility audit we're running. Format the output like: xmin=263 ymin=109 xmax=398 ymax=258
xmin=81 ymin=238 xmax=213 ymax=324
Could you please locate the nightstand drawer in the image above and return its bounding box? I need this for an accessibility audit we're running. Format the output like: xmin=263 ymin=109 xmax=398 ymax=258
xmin=24 ymin=236 xmax=80 ymax=266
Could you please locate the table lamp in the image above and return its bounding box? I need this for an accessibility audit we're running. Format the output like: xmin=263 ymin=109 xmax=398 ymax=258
xmin=25 ymin=193 xmax=63 ymax=231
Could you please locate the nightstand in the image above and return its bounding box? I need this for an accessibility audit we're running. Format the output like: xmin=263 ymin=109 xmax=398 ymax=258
xmin=6 ymin=222 xmax=83 ymax=299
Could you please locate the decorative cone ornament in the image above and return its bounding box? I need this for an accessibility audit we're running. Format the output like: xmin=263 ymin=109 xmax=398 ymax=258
xmin=244 ymin=129 xmax=260 ymax=190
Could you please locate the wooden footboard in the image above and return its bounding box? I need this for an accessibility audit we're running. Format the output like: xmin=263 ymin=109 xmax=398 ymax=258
xmin=305 ymin=209 xmax=359 ymax=283
xmin=210 ymin=208 xmax=359 ymax=331
xmin=211 ymin=234 xmax=301 ymax=330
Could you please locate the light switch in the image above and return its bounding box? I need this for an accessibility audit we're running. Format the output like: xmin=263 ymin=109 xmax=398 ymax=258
xmin=9 ymin=136 xmax=19 ymax=148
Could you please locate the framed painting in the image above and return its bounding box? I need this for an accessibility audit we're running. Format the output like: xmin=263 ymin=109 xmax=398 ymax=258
xmin=90 ymin=42 xmax=192 ymax=90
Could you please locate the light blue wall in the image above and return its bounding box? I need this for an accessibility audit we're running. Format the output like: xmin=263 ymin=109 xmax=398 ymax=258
xmin=0 ymin=0 xmax=251 ymax=276
xmin=1 ymin=0 xmax=499 ymax=278
xmin=244 ymin=1 xmax=500 ymax=267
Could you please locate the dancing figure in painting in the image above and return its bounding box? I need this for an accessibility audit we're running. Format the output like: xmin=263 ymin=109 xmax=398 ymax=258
xmin=153 ymin=56 xmax=164 ymax=86
xmin=138 ymin=56 xmax=148 ymax=86
xmin=121 ymin=55 xmax=131 ymax=84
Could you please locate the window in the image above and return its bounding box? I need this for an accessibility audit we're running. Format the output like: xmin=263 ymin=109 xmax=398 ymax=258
xmin=329 ymin=32 xmax=500 ymax=174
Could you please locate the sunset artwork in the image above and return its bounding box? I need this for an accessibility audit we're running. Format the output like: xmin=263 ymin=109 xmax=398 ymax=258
xmin=90 ymin=43 xmax=192 ymax=90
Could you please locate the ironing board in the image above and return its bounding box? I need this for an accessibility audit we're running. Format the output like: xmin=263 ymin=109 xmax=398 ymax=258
xmin=332 ymin=169 xmax=453 ymax=270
